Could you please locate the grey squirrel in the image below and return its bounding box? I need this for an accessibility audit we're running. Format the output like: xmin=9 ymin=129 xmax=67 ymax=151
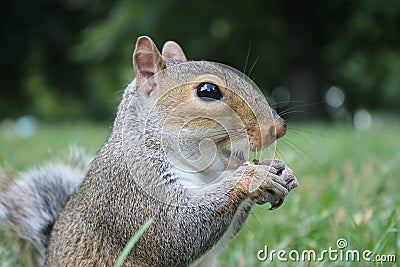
xmin=0 ymin=36 xmax=298 ymax=266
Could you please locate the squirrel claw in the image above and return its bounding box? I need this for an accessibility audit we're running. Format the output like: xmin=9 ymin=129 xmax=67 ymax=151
xmin=268 ymin=197 xmax=285 ymax=210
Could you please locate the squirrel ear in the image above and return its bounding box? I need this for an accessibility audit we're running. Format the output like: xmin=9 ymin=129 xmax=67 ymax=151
xmin=133 ymin=36 xmax=166 ymax=96
xmin=161 ymin=41 xmax=187 ymax=61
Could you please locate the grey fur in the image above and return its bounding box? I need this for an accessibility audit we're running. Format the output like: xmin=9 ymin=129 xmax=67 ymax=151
xmin=0 ymin=37 xmax=297 ymax=266
xmin=0 ymin=147 xmax=91 ymax=263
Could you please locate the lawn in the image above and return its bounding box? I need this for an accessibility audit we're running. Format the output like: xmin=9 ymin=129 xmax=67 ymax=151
xmin=0 ymin=116 xmax=399 ymax=266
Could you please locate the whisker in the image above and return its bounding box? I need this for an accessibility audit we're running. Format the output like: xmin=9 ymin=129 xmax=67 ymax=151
xmin=279 ymin=110 xmax=309 ymax=117
xmin=275 ymin=148 xmax=287 ymax=162
xmin=248 ymin=56 xmax=259 ymax=78
xmin=270 ymin=100 xmax=305 ymax=106
xmin=279 ymin=138 xmax=324 ymax=174
xmin=288 ymin=127 xmax=334 ymax=140
xmin=278 ymin=101 xmax=325 ymax=116
xmin=243 ymin=39 xmax=251 ymax=75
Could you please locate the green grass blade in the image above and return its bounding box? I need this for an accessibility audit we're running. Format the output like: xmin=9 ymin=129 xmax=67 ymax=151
xmin=114 ymin=218 xmax=153 ymax=267
xmin=372 ymin=208 xmax=396 ymax=256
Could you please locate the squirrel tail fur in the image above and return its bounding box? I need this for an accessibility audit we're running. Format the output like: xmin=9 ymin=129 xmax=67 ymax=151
xmin=0 ymin=147 xmax=91 ymax=264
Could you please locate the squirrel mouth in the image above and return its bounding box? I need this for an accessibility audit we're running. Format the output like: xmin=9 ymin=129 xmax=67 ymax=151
xmin=221 ymin=148 xmax=246 ymax=169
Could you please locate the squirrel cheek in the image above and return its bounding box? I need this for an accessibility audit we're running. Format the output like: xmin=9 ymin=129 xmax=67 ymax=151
xmin=252 ymin=122 xmax=284 ymax=150
xmin=259 ymin=128 xmax=277 ymax=149
xmin=274 ymin=115 xmax=287 ymax=139
xmin=260 ymin=116 xmax=287 ymax=148
xmin=247 ymin=126 xmax=270 ymax=151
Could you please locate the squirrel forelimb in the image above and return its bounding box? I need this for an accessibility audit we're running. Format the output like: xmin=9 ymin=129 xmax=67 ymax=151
xmin=0 ymin=36 xmax=298 ymax=267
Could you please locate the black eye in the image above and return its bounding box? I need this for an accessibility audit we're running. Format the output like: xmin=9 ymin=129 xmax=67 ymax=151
xmin=196 ymin=82 xmax=223 ymax=101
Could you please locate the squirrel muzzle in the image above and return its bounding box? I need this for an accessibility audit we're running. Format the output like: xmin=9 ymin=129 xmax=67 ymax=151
xmin=274 ymin=114 xmax=287 ymax=139
xmin=259 ymin=113 xmax=286 ymax=149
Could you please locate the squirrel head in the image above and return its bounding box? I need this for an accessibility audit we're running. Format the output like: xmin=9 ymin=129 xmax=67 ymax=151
xmin=124 ymin=36 xmax=286 ymax=185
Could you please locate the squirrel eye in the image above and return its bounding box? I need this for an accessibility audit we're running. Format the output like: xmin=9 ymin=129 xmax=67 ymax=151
xmin=196 ymin=82 xmax=223 ymax=101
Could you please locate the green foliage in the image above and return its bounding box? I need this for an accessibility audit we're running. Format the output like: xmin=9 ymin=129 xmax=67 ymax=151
xmin=0 ymin=123 xmax=108 ymax=169
xmin=0 ymin=117 xmax=399 ymax=266
xmin=1 ymin=1 xmax=400 ymax=121
xmin=220 ymin=117 xmax=400 ymax=266
xmin=114 ymin=219 xmax=153 ymax=267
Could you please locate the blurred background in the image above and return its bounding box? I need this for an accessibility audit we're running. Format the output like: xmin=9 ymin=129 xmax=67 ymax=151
xmin=1 ymin=0 xmax=399 ymax=126
xmin=1 ymin=1 xmax=400 ymax=266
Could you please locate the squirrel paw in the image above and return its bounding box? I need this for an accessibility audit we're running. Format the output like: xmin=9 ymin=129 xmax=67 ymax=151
xmin=247 ymin=159 xmax=298 ymax=210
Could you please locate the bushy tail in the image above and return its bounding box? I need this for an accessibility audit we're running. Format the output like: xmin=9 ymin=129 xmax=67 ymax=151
xmin=0 ymin=147 xmax=92 ymax=265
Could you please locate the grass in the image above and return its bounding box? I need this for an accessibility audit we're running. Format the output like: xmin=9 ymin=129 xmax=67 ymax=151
xmin=0 ymin=123 xmax=109 ymax=170
xmin=219 ymin=116 xmax=400 ymax=266
xmin=114 ymin=219 xmax=153 ymax=267
xmin=0 ymin=116 xmax=399 ymax=266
